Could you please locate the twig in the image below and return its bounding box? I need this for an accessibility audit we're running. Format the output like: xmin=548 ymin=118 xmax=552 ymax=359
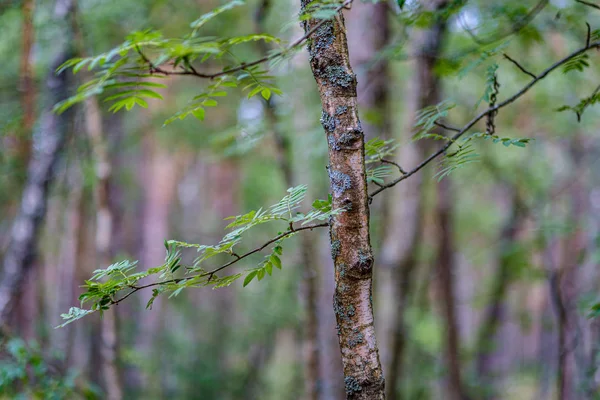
xmin=135 ymin=0 xmax=354 ymax=80
xmin=370 ymin=41 xmax=600 ymax=198
xmin=576 ymin=0 xmax=600 ymax=10
xmin=587 ymin=22 xmax=592 ymax=48
xmin=503 ymin=53 xmax=537 ymax=79
xmin=110 ymin=222 xmax=328 ymax=305
xmin=434 ymin=121 xmax=461 ymax=133
xmin=380 ymin=158 xmax=407 ymax=175
xmin=460 ymin=0 xmax=549 ymax=46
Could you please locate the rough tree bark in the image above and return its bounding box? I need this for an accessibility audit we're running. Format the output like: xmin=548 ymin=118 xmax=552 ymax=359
xmin=302 ymin=4 xmax=385 ymax=399
xmin=0 ymin=0 xmax=74 ymax=329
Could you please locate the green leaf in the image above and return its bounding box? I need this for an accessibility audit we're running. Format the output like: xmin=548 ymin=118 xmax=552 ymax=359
xmin=563 ymin=53 xmax=590 ymax=74
xmin=133 ymin=97 xmax=148 ymax=108
xmin=247 ymin=86 xmax=263 ymax=99
xmin=270 ymin=255 xmax=282 ymax=270
xmin=202 ymin=99 xmax=218 ymax=107
xmin=243 ymin=270 xmax=257 ymax=287
xmin=192 ymin=108 xmax=206 ymax=121
xmin=261 ymin=88 xmax=271 ymax=100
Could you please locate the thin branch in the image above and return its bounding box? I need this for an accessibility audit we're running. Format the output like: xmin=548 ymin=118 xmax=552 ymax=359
xmin=503 ymin=53 xmax=537 ymax=79
xmin=110 ymin=222 xmax=328 ymax=305
xmin=459 ymin=0 xmax=549 ymax=46
xmin=136 ymin=0 xmax=354 ymax=80
xmin=587 ymin=22 xmax=592 ymax=48
xmin=576 ymin=0 xmax=600 ymax=10
xmin=370 ymin=41 xmax=600 ymax=198
xmin=380 ymin=158 xmax=407 ymax=175
xmin=434 ymin=121 xmax=461 ymax=133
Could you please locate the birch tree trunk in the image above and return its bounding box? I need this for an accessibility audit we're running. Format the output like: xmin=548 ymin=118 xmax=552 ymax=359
xmin=302 ymin=5 xmax=385 ymax=399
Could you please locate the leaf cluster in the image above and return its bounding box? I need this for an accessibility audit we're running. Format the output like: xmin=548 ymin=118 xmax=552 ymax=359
xmin=58 ymin=186 xmax=341 ymax=327
xmin=54 ymin=1 xmax=284 ymax=123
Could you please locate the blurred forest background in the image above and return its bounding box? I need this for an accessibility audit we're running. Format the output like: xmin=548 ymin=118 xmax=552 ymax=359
xmin=1 ymin=0 xmax=600 ymax=399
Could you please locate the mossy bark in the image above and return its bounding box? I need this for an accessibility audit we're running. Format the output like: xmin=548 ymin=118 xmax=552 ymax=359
xmin=301 ymin=5 xmax=385 ymax=399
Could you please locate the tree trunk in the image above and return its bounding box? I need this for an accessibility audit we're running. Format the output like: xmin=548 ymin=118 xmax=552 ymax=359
xmin=554 ymin=138 xmax=586 ymax=400
xmin=475 ymin=191 xmax=524 ymax=398
xmin=84 ymin=96 xmax=124 ymax=400
xmin=0 ymin=0 xmax=74 ymax=329
xmin=16 ymin=0 xmax=35 ymax=164
xmin=302 ymin=5 xmax=385 ymax=399
xmin=436 ymin=177 xmax=467 ymax=400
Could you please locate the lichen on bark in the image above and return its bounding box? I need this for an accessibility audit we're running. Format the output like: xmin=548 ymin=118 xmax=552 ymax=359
xmin=301 ymin=2 xmax=385 ymax=398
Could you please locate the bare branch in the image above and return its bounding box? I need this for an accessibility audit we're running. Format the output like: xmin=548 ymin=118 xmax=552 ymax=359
xmin=434 ymin=121 xmax=461 ymax=133
xmin=576 ymin=0 xmax=600 ymax=10
xmin=459 ymin=0 xmax=549 ymax=46
xmin=370 ymin=41 xmax=600 ymax=198
xmin=587 ymin=22 xmax=592 ymax=48
xmin=380 ymin=158 xmax=407 ymax=175
xmin=503 ymin=53 xmax=537 ymax=79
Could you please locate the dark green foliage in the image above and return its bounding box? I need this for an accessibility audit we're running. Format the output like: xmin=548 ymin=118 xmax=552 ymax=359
xmin=563 ymin=53 xmax=590 ymax=74
xmin=0 ymin=338 xmax=98 ymax=399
